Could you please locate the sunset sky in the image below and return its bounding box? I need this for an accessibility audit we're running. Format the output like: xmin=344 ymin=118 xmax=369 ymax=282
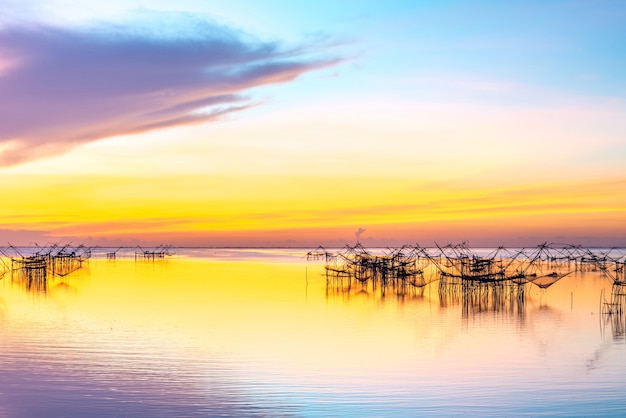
xmin=1 ymin=0 xmax=625 ymax=247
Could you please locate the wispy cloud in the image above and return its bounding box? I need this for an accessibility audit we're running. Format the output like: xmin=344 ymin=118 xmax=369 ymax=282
xmin=0 ymin=12 xmax=340 ymax=166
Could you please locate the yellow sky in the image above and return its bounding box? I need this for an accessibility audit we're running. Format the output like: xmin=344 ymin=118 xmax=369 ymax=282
xmin=2 ymin=98 xmax=625 ymax=246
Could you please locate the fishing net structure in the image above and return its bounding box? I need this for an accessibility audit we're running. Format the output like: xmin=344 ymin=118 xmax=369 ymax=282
xmin=310 ymin=243 xmax=626 ymax=315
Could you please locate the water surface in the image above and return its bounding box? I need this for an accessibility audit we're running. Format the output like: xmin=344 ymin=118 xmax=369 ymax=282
xmin=0 ymin=249 xmax=624 ymax=417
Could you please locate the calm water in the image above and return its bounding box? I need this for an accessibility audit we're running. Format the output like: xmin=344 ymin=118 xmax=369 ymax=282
xmin=1 ymin=249 xmax=625 ymax=417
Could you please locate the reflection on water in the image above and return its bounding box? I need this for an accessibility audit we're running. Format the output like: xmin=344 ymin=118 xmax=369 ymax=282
xmin=2 ymin=244 xmax=92 ymax=293
xmin=1 ymin=248 xmax=625 ymax=417
xmin=601 ymin=282 xmax=626 ymax=339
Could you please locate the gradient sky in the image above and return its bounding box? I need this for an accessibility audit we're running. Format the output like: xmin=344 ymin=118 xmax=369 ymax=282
xmin=1 ymin=0 xmax=625 ymax=247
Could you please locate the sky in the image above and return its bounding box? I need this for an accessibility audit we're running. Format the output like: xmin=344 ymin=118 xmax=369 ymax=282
xmin=1 ymin=0 xmax=625 ymax=247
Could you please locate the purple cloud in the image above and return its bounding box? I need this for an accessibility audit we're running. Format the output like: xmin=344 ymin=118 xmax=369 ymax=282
xmin=0 ymin=15 xmax=340 ymax=165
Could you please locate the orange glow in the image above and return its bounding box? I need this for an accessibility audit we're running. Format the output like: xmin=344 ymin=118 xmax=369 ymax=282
xmin=1 ymin=169 xmax=625 ymax=245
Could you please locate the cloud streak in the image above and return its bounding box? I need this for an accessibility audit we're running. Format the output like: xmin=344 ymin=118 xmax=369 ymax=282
xmin=0 ymin=13 xmax=340 ymax=165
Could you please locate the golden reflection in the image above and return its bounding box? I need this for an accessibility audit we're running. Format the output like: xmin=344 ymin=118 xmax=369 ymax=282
xmin=0 ymin=249 xmax=620 ymax=388
xmin=0 ymin=255 xmax=443 ymax=378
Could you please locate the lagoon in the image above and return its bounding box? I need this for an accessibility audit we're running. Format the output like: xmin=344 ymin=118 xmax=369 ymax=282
xmin=0 ymin=248 xmax=625 ymax=417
